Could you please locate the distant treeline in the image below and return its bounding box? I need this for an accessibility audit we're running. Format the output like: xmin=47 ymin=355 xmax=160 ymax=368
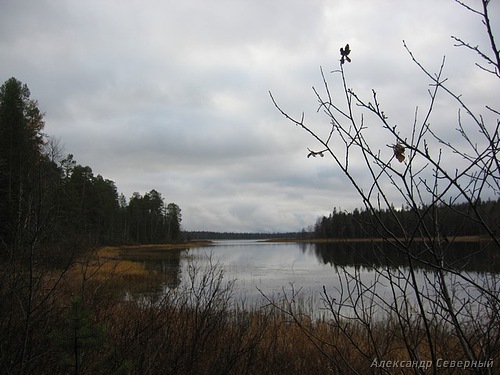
xmin=0 ymin=77 xmax=182 ymax=248
xmin=314 ymin=199 xmax=500 ymax=239
xmin=184 ymin=231 xmax=304 ymax=240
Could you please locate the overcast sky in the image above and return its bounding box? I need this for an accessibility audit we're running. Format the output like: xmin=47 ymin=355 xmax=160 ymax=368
xmin=1 ymin=0 xmax=498 ymax=232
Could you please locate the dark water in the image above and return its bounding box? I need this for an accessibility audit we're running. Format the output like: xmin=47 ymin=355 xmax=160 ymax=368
xmin=128 ymin=240 xmax=499 ymax=318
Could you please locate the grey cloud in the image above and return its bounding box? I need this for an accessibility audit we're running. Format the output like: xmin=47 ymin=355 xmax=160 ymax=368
xmin=1 ymin=0 xmax=498 ymax=232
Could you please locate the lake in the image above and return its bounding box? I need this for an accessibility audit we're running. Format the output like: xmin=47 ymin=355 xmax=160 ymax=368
xmin=128 ymin=239 xmax=499 ymax=320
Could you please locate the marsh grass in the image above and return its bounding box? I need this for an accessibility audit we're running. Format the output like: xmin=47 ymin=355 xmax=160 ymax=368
xmin=83 ymin=248 xmax=499 ymax=372
xmin=2 ymin=244 xmax=497 ymax=374
xmin=70 ymin=243 xmax=209 ymax=296
xmin=98 ymin=242 xmax=212 ymax=260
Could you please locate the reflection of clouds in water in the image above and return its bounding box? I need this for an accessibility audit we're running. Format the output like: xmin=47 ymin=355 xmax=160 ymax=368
xmin=179 ymin=241 xmax=333 ymax=306
xmin=208 ymin=243 xmax=327 ymax=284
xmin=171 ymin=240 xmax=495 ymax=320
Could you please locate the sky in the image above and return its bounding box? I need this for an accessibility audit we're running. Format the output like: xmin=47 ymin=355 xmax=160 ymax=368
xmin=1 ymin=0 xmax=499 ymax=232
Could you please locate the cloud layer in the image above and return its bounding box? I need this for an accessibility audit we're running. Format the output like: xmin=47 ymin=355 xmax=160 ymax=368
xmin=1 ymin=0 xmax=498 ymax=231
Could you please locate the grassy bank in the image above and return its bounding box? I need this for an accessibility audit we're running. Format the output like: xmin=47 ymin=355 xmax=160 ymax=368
xmin=98 ymin=241 xmax=212 ymax=260
xmin=69 ymin=242 xmax=213 ymax=294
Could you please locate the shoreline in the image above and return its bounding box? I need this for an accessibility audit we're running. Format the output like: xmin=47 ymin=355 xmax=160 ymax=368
xmin=97 ymin=235 xmax=495 ymax=259
xmin=265 ymin=235 xmax=494 ymax=244
xmin=98 ymin=241 xmax=213 ymax=259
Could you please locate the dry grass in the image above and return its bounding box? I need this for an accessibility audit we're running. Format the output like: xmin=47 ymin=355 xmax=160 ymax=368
xmin=2 ymin=242 xmax=497 ymax=374
xmin=98 ymin=242 xmax=212 ymax=260
xmin=69 ymin=242 xmax=213 ymax=285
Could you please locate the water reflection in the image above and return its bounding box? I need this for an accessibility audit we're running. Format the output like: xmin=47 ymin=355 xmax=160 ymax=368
xmin=142 ymin=249 xmax=183 ymax=289
xmin=309 ymin=240 xmax=499 ymax=273
xmin=125 ymin=240 xmax=499 ymax=317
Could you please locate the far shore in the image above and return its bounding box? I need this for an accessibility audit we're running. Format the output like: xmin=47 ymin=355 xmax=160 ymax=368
xmin=265 ymin=235 xmax=494 ymax=244
xmin=99 ymin=235 xmax=494 ymax=260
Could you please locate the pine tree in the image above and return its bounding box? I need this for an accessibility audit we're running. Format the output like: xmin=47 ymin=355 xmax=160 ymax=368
xmin=0 ymin=77 xmax=45 ymax=245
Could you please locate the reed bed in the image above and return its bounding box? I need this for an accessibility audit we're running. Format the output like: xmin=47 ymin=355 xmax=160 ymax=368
xmin=1 ymin=245 xmax=498 ymax=374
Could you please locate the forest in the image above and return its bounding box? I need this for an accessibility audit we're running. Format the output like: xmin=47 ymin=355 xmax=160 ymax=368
xmin=0 ymin=77 xmax=183 ymax=249
xmin=313 ymin=199 xmax=500 ymax=240
xmin=184 ymin=230 xmax=303 ymax=240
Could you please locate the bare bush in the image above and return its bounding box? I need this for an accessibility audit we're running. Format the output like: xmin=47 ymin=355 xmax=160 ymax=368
xmin=270 ymin=0 xmax=499 ymax=372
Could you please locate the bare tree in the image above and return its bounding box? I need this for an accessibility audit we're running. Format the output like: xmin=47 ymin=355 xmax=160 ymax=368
xmin=270 ymin=0 xmax=499 ymax=373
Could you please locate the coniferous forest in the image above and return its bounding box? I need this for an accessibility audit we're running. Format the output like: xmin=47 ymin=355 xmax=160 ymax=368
xmin=0 ymin=77 xmax=183 ymax=250
xmin=3 ymin=75 xmax=495 ymax=250
xmin=313 ymin=200 xmax=500 ymax=240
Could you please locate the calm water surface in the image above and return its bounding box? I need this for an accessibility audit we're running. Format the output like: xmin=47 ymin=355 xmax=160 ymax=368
xmin=184 ymin=240 xmax=339 ymax=304
xmin=133 ymin=239 xmax=498 ymax=318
